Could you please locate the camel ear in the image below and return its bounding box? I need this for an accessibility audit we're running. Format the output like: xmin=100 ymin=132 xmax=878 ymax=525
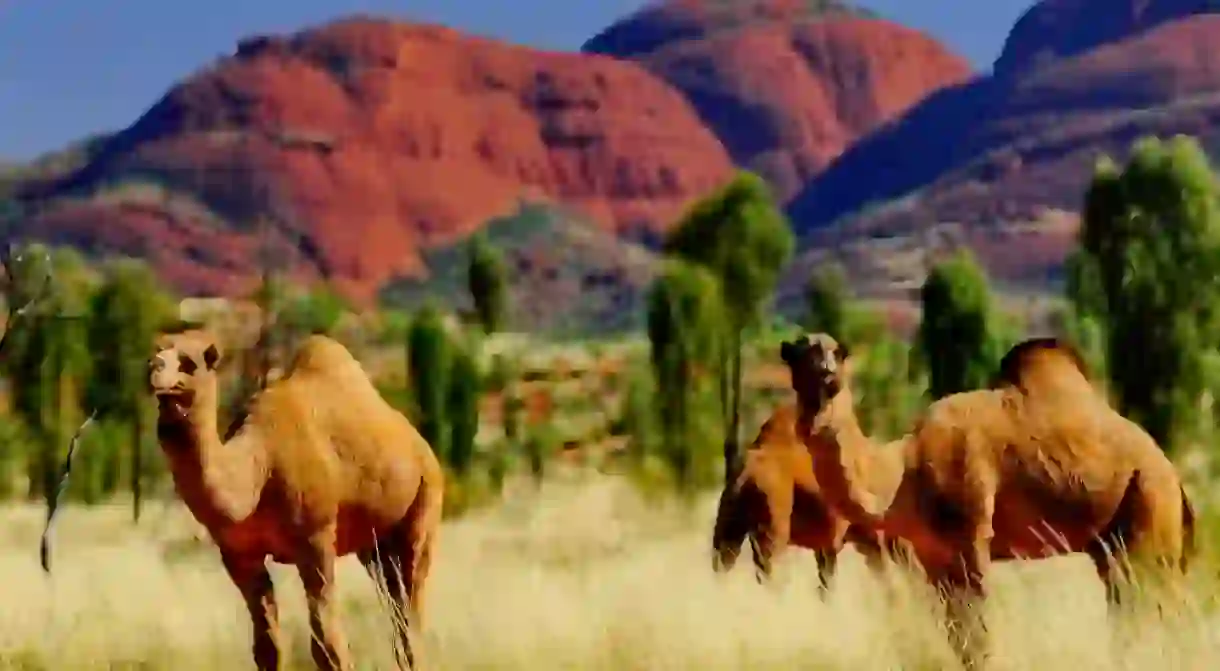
xmin=202 ymin=343 xmax=221 ymax=371
xmin=837 ymin=341 xmax=850 ymax=361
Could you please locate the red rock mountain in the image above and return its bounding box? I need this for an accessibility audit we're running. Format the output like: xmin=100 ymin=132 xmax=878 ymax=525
xmin=14 ymin=0 xmax=1217 ymax=317
xmin=9 ymin=17 xmax=735 ymax=302
xmin=5 ymin=2 xmax=972 ymax=305
xmin=789 ymin=1 xmax=1220 ymax=292
xmin=583 ymin=0 xmax=973 ymax=199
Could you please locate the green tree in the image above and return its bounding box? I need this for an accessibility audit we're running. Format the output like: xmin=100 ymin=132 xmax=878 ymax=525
xmin=467 ymin=232 xmax=509 ymax=334
xmin=407 ymin=305 xmax=451 ymax=459
xmin=853 ymin=336 xmax=923 ymax=438
xmin=86 ymin=258 xmax=175 ymax=521
xmin=1068 ymin=135 xmax=1220 ymax=449
xmin=1 ymin=246 xmax=94 ymax=501
xmin=446 ymin=342 xmax=481 ymax=477
xmin=279 ymin=284 xmax=348 ymax=337
xmin=662 ymin=171 xmax=794 ymax=484
xmin=914 ymin=249 xmax=1013 ymax=400
xmin=803 ymin=262 xmax=849 ymax=341
xmin=646 ymin=260 xmax=726 ymax=490
xmin=615 ymin=365 xmax=657 ymax=463
xmin=1049 ymin=304 xmax=1109 ymax=390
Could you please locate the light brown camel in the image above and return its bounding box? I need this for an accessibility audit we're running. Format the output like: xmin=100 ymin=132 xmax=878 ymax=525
xmin=711 ymin=403 xmax=907 ymax=589
xmin=149 ymin=328 xmax=444 ymax=671
xmin=780 ymin=333 xmax=1195 ymax=664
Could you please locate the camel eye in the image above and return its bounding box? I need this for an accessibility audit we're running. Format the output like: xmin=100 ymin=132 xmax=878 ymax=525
xmin=178 ymin=353 xmax=198 ymax=375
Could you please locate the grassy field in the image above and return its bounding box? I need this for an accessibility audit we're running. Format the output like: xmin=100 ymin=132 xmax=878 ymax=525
xmin=0 ymin=471 xmax=1217 ymax=670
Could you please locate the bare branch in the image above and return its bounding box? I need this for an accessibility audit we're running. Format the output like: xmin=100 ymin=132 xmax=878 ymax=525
xmin=40 ymin=409 xmax=98 ymax=574
xmin=0 ymin=243 xmax=53 ymax=357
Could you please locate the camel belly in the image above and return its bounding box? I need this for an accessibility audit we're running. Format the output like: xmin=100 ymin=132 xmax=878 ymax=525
xmin=991 ymin=486 xmax=1112 ymax=559
xmin=215 ymin=503 xmax=408 ymax=564
xmin=333 ymin=505 xmax=403 ymax=556
xmin=788 ymin=488 xmax=845 ymax=550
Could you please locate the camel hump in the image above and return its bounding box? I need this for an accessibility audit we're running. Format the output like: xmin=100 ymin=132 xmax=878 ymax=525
xmin=287 ymin=335 xmax=360 ymax=375
xmin=992 ymin=336 xmax=1090 ymax=389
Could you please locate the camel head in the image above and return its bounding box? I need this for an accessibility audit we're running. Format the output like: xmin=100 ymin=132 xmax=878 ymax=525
xmin=149 ymin=329 xmax=223 ymax=422
xmin=781 ymin=332 xmax=851 ymax=407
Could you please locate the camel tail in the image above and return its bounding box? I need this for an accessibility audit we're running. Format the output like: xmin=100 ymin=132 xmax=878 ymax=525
xmin=1180 ymin=483 xmax=1197 ymax=573
xmin=711 ymin=482 xmax=752 ymax=574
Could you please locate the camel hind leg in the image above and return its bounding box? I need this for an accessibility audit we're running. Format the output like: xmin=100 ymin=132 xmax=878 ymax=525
xmin=363 ymin=477 xmax=443 ymax=669
xmin=1086 ymin=469 xmax=1189 ymax=609
xmin=813 ymin=548 xmax=838 ymax=593
xmin=711 ymin=481 xmax=753 ymax=574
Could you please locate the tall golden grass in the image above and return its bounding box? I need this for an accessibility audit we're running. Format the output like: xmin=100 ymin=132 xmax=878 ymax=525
xmin=0 ymin=472 xmax=1215 ymax=670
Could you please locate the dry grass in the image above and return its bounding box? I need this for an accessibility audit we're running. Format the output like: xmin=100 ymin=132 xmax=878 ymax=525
xmin=1 ymin=473 xmax=1217 ymax=670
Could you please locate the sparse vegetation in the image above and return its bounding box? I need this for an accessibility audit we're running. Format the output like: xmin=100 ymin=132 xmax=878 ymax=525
xmin=2 ymin=134 xmax=1220 ymax=669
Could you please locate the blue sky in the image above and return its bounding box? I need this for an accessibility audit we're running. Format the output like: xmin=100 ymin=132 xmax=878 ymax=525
xmin=0 ymin=1 xmax=1034 ymax=160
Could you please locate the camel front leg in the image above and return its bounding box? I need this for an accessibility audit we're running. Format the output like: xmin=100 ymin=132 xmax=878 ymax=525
xmin=298 ymin=527 xmax=351 ymax=671
xmin=221 ymin=551 xmax=281 ymax=671
xmin=929 ymin=536 xmax=991 ymax=670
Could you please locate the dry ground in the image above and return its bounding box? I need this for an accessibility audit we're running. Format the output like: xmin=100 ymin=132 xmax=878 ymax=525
xmin=0 ymin=473 xmax=1217 ymax=670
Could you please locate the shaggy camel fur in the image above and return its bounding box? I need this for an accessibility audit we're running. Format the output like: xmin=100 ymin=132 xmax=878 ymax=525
xmin=150 ymin=329 xmax=444 ymax=671
xmin=711 ymin=403 xmax=905 ymax=588
xmin=781 ymin=333 xmax=1196 ymax=663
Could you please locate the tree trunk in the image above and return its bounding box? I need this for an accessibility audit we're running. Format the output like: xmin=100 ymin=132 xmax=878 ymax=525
xmin=721 ymin=332 xmax=743 ymax=485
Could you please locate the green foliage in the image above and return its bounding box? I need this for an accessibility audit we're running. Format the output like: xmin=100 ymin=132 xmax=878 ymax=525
xmin=374 ymin=309 xmax=412 ymax=345
xmin=852 ymin=336 xmax=925 ymax=439
xmin=0 ymin=245 xmax=96 ymax=500
xmin=279 ymin=284 xmax=348 ymax=336
xmin=1049 ymin=304 xmax=1109 ymax=387
xmin=663 ymin=171 xmax=795 ymax=332
xmin=646 ymin=260 xmax=726 ymax=490
xmin=446 ymin=342 xmax=481 ymax=476
xmin=406 ymin=305 xmax=452 ymax=458
xmin=85 ymin=258 xmax=176 ymax=520
xmin=524 ymin=422 xmax=559 ymax=484
xmin=803 ymin=262 xmax=849 ymax=341
xmin=661 ymin=170 xmax=795 ymax=488
xmin=1069 ymin=135 xmax=1220 ymax=449
xmin=467 ymin=232 xmax=509 ymax=334
xmin=86 ymin=259 xmax=174 ymax=414
xmin=613 ymin=365 xmax=658 ymax=462
xmin=914 ymin=249 xmax=1015 ymax=400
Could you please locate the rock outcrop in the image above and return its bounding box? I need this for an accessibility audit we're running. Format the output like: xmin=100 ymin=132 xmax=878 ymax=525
xmin=10 ymin=17 xmax=735 ymax=302
xmin=584 ymin=0 xmax=972 ymax=199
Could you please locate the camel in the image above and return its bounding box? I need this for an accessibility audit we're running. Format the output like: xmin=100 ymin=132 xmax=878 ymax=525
xmin=780 ymin=333 xmax=1195 ymax=664
xmin=711 ymin=403 xmax=907 ymax=589
xmin=149 ymin=328 xmax=444 ymax=671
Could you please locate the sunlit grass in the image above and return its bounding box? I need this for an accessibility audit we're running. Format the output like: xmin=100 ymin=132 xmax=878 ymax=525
xmin=0 ymin=473 xmax=1216 ymax=670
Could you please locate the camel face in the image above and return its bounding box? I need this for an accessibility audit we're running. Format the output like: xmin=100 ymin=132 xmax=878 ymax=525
xmin=781 ymin=332 xmax=850 ymax=408
xmin=149 ymin=331 xmax=221 ymax=420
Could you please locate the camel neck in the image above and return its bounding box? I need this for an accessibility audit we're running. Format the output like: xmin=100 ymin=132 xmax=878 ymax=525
xmin=158 ymin=389 xmax=268 ymax=530
xmin=800 ymin=393 xmax=890 ymax=530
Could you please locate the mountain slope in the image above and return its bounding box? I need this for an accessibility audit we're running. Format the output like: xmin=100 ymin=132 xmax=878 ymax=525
xmin=584 ymin=0 xmax=972 ymax=200
xmin=787 ymin=3 xmax=1220 ymax=290
xmin=5 ymin=17 xmax=733 ymax=303
xmin=379 ymin=202 xmax=661 ymax=335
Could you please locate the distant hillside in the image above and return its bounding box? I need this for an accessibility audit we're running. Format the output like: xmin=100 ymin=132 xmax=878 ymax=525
xmin=583 ymin=0 xmax=971 ymax=199
xmin=378 ymin=203 xmax=662 ymax=336
xmin=788 ymin=2 xmax=1220 ymax=293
